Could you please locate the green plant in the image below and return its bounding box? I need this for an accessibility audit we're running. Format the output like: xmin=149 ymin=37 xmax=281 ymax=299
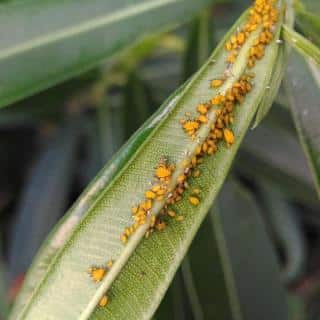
xmin=1 ymin=0 xmax=319 ymax=319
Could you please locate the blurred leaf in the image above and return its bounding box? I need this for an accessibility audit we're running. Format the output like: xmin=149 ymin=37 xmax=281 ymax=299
xmin=215 ymin=180 xmax=288 ymax=319
xmin=296 ymin=10 xmax=320 ymax=47
xmin=124 ymin=71 xmax=151 ymax=137
xmin=10 ymin=4 xmax=287 ymax=319
xmin=0 ymin=0 xmax=213 ymax=109
xmin=258 ymin=182 xmax=306 ymax=284
xmin=185 ymin=208 xmax=234 ymax=319
xmin=8 ymin=122 xmax=80 ymax=282
xmin=285 ymin=51 xmax=320 ymax=196
xmin=237 ymin=123 xmax=319 ymax=208
xmin=287 ymin=294 xmax=306 ymax=320
xmin=183 ymin=9 xmax=214 ymax=80
xmin=282 ymin=25 xmax=320 ymax=66
xmin=0 ymin=241 xmax=9 ymax=320
xmin=97 ymin=98 xmax=125 ymax=166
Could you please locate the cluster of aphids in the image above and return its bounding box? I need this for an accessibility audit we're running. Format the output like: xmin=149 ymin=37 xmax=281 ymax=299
xmin=88 ymin=260 xmax=114 ymax=307
xmin=122 ymin=159 xmax=178 ymax=242
xmin=88 ymin=0 xmax=280 ymax=309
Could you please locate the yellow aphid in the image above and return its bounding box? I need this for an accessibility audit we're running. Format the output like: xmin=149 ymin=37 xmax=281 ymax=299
xmin=177 ymin=175 xmax=186 ymax=184
xmin=189 ymin=196 xmax=200 ymax=206
xmin=191 ymin=156 xmax=198 ymax=166
xmin=225 ymin=41 xmax=232 ymax=51
xmin=193 ymin=188 xmax=201 ymax=195
xmin=182 ymin=159 xmax=190 ymax=168
xmin=183 ymin=120 xmax=200 ymax=132
xmin=151 ymin=185 xmax=161 ymax=193
xmin=198 ymin=115 xmax=208 ymax=124
xmin=224 ymin=128 xmax=235 ymax=145
xmin=99 ymin=295 xmax=109 ymax=307
xmin=89 ymin=267 xmax=107 ymax=282
xmin=168 ymin=210 xmax=176 ymax=217
xmin=131 ymin=206 xmax=138 ymax=215
xmin=121 ymin=234 xmax=128 ymax=244
xmin=141 ymin=200 xmax=152 ymax=211
xmin=237 ymin=32 xmax=246 ymax=45
xmin=211 ymin=95 xmax=225 ymax=105
xmin=156 ymin=189 xmax=166 ymax=196
xmin=107 ymin=260 xmax=113 ymax=268
xmin=193 ymin=169 xmax=201 ymax=178
xmin=211 ymin=79 xmax=223 ymax=88
xmin=195 ymin=145 xmax=202 ymax=155
xmin=151 ymin=215 xmax=157 ymax=227
xmin=156 ymin=220 xmax=166 ymax=231
xmin=197 ymin=104 xmax=208 ymax=115
xmin=145 ymin=190 xmax=156 ymax=199
xmin=227 ymin=53 xmax=237 ymax=64
xmin=156 ymin=195 xmax=164 ymax=201
xmin=155 ymin=164 xmax=172 ymax=179
xmin=124 ymin=227 xmax=132 ymax=237
xmin=176 ymin=215 xmax=185 ymax=222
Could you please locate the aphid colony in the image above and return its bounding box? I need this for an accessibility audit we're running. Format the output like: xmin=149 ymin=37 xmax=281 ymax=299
xmin=87 ymin=0 xmax=280 ymax=309
xmin=182 ymin=0 xmax=279 ymax=139
xmin=121 ymin=159 xmax=178 ymax=243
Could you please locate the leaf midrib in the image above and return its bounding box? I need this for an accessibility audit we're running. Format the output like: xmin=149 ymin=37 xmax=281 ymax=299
xmin=77 ymin=15 xmax=259 ymax=320
xmin=17 ymin=9 xmax=256 ymax=320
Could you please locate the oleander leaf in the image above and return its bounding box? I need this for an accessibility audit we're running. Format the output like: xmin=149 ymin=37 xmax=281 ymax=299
xmin=282 ymin=25 xmax=320 ymax=66
xmin=285 ymin=51 xmax=320 ymax=196
xmin=10 ymin=2 xmax=287 ymax=319
xmin=0 ymin=0 xmax=213 ymax=109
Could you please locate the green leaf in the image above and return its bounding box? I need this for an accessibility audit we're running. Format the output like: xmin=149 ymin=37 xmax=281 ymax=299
xmin=8 ymin=122 xmax=80 ymax=281
xmin=183 ymin=9 xmax=215 ymax=80
xmin=11 ymin=3 xmax=286 ymax=320
xmin=0 ymin=0 xmax=213 ymax=109
xmin=257 ymin=181 xmax=306 ymax=284
xmin=0 ymin=241 xmax=9 ymax=320
xmin=294 ymin=0 xmax=320 ymax=46
xmin=215 ymin=180 xmax=288 ymax=319
xmin=282 ymin=25 xmax=320 ymax=66
xmin=285 ymin=51 xmax=320 ymax=196
xmin=237 ymin=122 xmax=319 ymax=208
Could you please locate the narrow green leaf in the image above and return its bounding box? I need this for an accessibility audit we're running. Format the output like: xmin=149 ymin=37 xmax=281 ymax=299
xmin=258 ymin=182 xmax=306 ymax=284
xmin=282 ymin=25 xmax=320 ymax=66
xmin=124 ymin=71 xmax=151 ymax=137
xmin=237 ymin=123 xmax=319 ymax=207
xmin=8 ymin=122 xmax=80 ymax=282
xmin=285 ymin=51 xmax=320 ymax=196
xmin=183 ymin=9 xmax=214 ymax=80
xmin=294 ymin=0 xmax=320 ymax=46
xmin=0 ymin=0 xmax=213 ymax=109
xmin=184 ymin=208 xmax=235 ymax=319
xmin=0 ymin=242 xmax=9 ymax=320
xmin=215 ymin=180 xmax=288 ymax=319
xmin=11 ymin=2 xmax=286 ymax=319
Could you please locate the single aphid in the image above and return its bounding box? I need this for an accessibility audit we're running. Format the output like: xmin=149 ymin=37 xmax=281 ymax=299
xmin=89 ymin=266 xmax=107 ymax=283
xmin=99 ymin=295 xmax=109 ymax=307
xmin=223 ymin=128 xmax=235 ymax=145
xmin=211 ymin=79 xmax=223 ymax=88
xmin=189 ymin=196 xmax=200 ymax=206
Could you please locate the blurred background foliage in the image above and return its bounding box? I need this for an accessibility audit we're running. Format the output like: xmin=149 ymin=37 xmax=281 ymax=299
xmin=0 ymin=0 xmax=319 ymax=319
